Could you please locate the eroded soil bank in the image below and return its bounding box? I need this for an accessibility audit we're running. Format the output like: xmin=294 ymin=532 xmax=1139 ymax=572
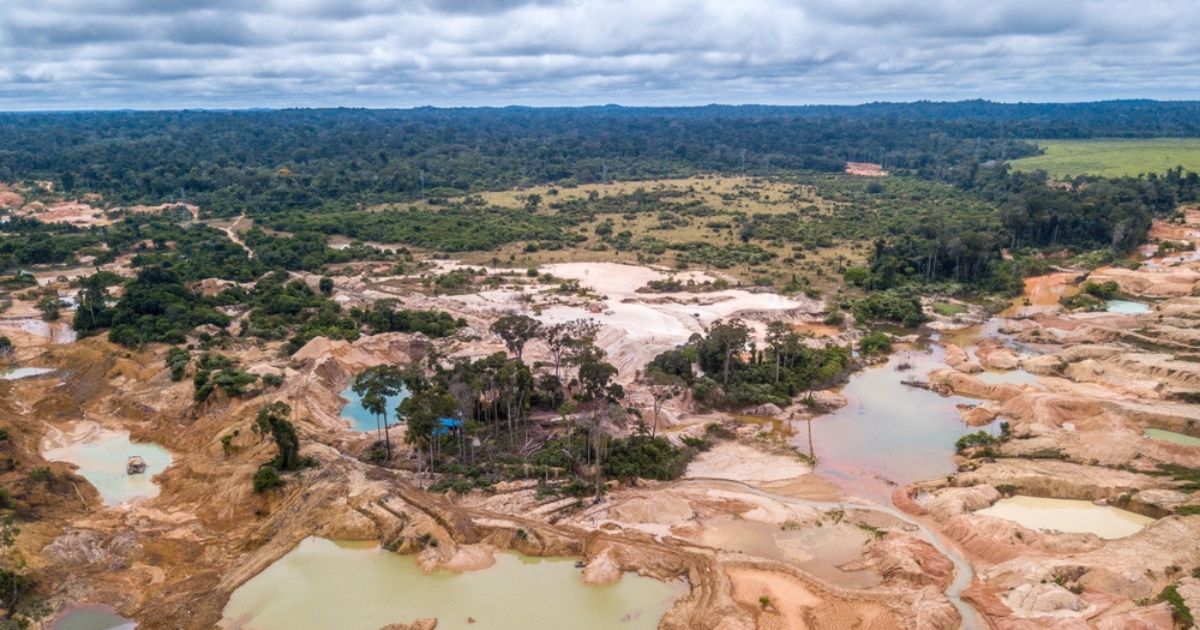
xmin=14 ymin=205 xmax=1200 ymax=630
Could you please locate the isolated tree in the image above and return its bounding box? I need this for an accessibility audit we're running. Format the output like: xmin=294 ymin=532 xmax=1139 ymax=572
xmin=765 ymin=321 xmax=790 ymax=384
xmin=255 ymin=401 xmax=301 ymax=471
xmin=645 ymin=368 xmax=685 ymax=437
xmin=544 ymin=318 xmax=599 ymax=382
xmin=353 ymin=365 xmax=406 ymax=460
xmin=708 ymin=319 xmax=750 ymax=388
xmin=0 ymin=336 xmax=11 ymax=361
xmin=318 ymin=276 xmax=334 ymax=296
xmin=583 ymin=407 xmax=614 ymax=501
xmin=490 ymin=313 xmax=541 ymax=360
xmin=576 ymin=350 xmax=618 ymax=402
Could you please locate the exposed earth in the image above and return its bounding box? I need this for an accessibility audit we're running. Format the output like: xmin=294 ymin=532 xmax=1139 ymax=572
xmin=6 ymin=205 xmax=1200 ymax=630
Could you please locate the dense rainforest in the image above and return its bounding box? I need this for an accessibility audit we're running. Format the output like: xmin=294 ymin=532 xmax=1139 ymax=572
xmin=3 ymin=101 xmax=1200 ymax=306
xmin=1 ymin=101 xmax=1199 ymax=214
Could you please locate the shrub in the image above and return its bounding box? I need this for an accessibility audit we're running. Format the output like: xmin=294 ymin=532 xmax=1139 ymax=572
xmin=1060 ymin=292 xmax=1105 ymax=311
xmin=1161 ymin=585 xmax=1194 ymax=627
xmin=28 ymin=467 xmax=53 ymax=483
xmin=1081 ymin=280 xmax=1120 ymax=300
xmin=858 ymin=331 xmax=892 ymax=356
xmin=166 ymin=347 xmax=190 ymax=382
xmin=252 ymin=465 xmax=283 ymax=493
xmin=853 ymin=290 xmax=928 ymax=327
xmin=955 ymin=431 xmax=997 ymax=451
xmin=931 ymin=302 xmax=966 ymax=317
xmin=603 ymin=435 xmax=690 ymax=481
xmin=843 ymin=267 xmax=869 ymax=287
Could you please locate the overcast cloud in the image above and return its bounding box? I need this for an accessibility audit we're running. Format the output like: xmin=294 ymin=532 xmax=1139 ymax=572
xmin=0 ymin=0 xmax=1197 ymax=109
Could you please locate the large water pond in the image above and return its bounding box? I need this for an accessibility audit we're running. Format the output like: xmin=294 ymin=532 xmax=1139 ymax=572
xmin=50 ymin=606 xmax=135 ymax=630
xmin=798 ymin=347 xmax=999 ymax=502
xmin=975 ymin=496 xmax=1153 ymax=539
xmin=221 ymin=538 xmax=684 ymax=630
xmin=42 ymin=424 xmax=173 ymax=506
xmin=1105 ymin=299 xmax=1151 ymax=314
xmin=340 ymin=386 xmax=409 ymax=432
xmin=1145 ymin=428 xmax=1200 ymax=447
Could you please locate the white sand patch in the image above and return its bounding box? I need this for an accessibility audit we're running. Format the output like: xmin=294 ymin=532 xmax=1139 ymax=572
xmin=541 ymin=262 xmax=716 ymax=295
xmin=686 ymin=442 xmax=811 ymax=483
xmin=534 ymin=262 xmax=813 ymax=378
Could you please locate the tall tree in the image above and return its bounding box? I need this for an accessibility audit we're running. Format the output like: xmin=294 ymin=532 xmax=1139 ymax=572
xmin=544 ymin=318 xmax=599 ymax=383
xmin=765 ymin=321 xmax=790 ymax=384
xmin=73 ymin=273 xmax=113 ymax=336
xmin=708 ymin=319 xmax=750 ymax=389
xmin=490 ymin=313 xmax=542 ymax=360
xmin=645 ymin=368 xmax=684 ymax=437
xmin=400 ymin=386 xmax=458 ymax=472
xmin=353 ymin=365 xmax=406 ymax=460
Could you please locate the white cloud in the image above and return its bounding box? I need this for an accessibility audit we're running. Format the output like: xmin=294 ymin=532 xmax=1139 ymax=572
xmin=0 ymin=0 xmax=1196 ymax=108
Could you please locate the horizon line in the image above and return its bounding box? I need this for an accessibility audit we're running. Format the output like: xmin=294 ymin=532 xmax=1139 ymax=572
xmin=0 ymin=97 xmax=1196 ymax=115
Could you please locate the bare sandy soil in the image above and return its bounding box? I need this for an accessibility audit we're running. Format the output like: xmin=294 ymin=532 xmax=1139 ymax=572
xmin=0 ymin=251 xmax=981 ymax=630
xmin=686 ymin=442 xmax=812 ymax=483
xmin=900 ymin=209 xmax=1200 ymax=627
xmin=844 ymin=162 xmax=888 ymax=177
xmin=11 ymin=203 xmax=1200 ymax=629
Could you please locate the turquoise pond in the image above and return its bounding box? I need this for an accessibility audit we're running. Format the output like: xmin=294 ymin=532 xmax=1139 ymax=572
xmin=339 ymin=386 xmax=409 ymax=432
xmin=1106 ymin=299 xmax=1151 ymax=314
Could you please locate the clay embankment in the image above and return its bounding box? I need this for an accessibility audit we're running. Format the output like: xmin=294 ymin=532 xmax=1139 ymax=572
xmin=12 ymin=323 xmax=960 ymax=629
xmin=911 ymin=234 xmax=1200 ymax=628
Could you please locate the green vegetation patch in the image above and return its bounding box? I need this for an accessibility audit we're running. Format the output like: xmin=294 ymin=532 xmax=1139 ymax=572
xmin=1011 ymin=139 xmax=1200 ymax=179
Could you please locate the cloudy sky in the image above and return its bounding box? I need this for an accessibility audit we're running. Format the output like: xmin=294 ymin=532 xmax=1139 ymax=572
xmin=1 ymin=0 xmax=1197 ymax=109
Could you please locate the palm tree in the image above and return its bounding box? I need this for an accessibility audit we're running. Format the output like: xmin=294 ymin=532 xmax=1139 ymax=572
xmin=353 ymin=365 xmax=406 ymax=460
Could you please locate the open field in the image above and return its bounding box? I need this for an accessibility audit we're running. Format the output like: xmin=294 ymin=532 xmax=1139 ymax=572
xmin=440 ymin=175 xmax=870 ymax=292
xmin=1009 ymin=138 xmax=1200 ymax=178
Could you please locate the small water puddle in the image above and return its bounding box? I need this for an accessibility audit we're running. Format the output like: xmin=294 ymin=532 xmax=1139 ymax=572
xmin=1145 ymin=428 xmax=1200 ymax=447
xmin=221 ymin=538 xmax=684 ymax=630
xmin=693 ymin=515 xmax=880 ymax=589
xmin=0 ymin=367 xmax=55 ymax=380
xmin=0 ymin=318 xmax=77 ymax=343
xmin=975 ymin=496 xmax=1153 ymax=539
xmin=42 ymin=422 xmax=173 ymax=506
xmin=340 ymin=386 xmax=409 ymax=432
xmin=975 ymin=369 xmax=1040 ymax=386
xmin=50 ymin=605 xmax=135 ymax=630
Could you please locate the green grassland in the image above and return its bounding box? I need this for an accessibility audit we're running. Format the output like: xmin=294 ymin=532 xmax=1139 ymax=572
xmin=1010 ymin=138 xmax=1200 ymax=178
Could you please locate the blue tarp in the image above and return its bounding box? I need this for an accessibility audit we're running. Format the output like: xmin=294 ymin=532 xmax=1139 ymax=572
xmin=433 ymin=417 xmax=462 ymax=436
